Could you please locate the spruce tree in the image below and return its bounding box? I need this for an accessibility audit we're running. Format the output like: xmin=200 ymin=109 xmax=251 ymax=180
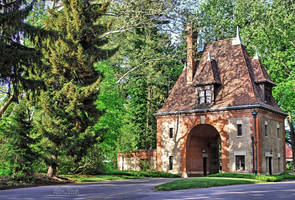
xmin=36 ymin=0 xmax=115 ymax=176
xmin=0 ymin=0 xmax=48 ymax=117
xmin=0 ymin=101 xmax=37 ymax=180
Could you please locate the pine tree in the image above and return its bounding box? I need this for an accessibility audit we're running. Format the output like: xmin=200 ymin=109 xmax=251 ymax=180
xmin=0 ymin=0 xmax=48 ymax=117
xmin=112 ymin=27 xmax=183 ymax=150
xmin=0 ymin=101 xmax=37 ymax=180
xmin=36 ymin=0 xmax=116 ymax=177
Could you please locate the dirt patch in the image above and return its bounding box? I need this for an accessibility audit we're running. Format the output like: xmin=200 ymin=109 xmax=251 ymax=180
xmin=0 ymin=174 xmax=74 ymax=190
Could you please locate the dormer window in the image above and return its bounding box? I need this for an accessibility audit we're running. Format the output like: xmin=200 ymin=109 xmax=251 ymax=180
xmin=265 ymin=85 xmax=272 ymax=103
xmin=198 ymin=87 xmax=213 ymax=104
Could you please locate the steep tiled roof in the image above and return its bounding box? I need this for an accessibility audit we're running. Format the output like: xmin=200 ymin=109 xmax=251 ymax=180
xmin=157 ymin=38 xmax=283 ymax=115
xmin=193 ymin=58 xmax=221 ymax=86
xmin=251 ymin=58 xmax=275 ymax=85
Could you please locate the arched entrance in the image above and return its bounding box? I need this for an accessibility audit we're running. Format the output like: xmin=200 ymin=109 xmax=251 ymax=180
xmin=186 ymin=124 xmax=221 ymax=177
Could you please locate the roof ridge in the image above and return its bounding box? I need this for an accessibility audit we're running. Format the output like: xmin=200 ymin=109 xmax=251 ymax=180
xmin=238 ymin=45 xmax=261 ymax=105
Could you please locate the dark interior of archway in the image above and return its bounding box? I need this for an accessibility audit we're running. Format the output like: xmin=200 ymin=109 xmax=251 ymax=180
xmin=187 ymin=124 xmax=221 ymax=177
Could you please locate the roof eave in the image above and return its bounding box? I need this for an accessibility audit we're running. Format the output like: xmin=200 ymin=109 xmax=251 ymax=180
xmin=154 ymin=104 xmax=287 ymax=117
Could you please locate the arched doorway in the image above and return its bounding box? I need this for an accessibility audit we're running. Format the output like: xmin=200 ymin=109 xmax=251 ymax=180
xmin=186 ymin=124 xmax=221 ymax=177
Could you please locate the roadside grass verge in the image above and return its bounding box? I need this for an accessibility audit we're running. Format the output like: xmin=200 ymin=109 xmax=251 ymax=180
xmin=155 ymin=177 xmax=262 ymax=191
xmin=61 ymin=170 xmax=180 ymax=183
xmin=209 ymin=172 xmax=295 ymax=182
xmin=155 ymin=172 xmax=295 ymax=191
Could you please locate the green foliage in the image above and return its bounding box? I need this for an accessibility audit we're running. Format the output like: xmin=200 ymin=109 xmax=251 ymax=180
xmin=286 ymin=162 xmax=293 ymax=171
xmin=0 ymin=102 xmax=38 ymax=180
xmin=111 ymin=27 xmax=183 ymax=150
xmin=94 ymin=62 xmax=137 ymax=168
xmin=34 ymin=0 xmax=116 ymax=175
xmin=0 ymin=0 xmax=49 ymax=99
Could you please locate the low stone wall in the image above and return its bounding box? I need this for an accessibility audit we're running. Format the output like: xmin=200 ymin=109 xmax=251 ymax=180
xmin=117 ymin=150 xmax=156 ymax=171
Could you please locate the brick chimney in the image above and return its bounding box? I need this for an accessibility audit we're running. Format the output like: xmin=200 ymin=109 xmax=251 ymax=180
xmin=186 ymin=23 xmax=197 ymax=84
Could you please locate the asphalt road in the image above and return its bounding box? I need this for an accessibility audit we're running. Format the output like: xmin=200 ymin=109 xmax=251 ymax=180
xmin=1 ymin=178 xmax=295 ymax=200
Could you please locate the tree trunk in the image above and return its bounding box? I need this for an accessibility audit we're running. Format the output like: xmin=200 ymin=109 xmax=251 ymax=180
xmin=0 ymin=95 xmax=14 ymax=119
xmin=287 ymin=117 xmax=295 ymax=171
xmin=47 ymin=155 xmax=57 ymax=177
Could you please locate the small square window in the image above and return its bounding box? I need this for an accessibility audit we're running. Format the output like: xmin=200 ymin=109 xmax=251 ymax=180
xmin=169 ymin=128 xmax=173 ymax=138
xmin=169 ymin=156 xmax=173 ymax=170
xmin=237 ymin=124 xmax=242 ymax=136
xmin=236 ymin=155 xmax=245 ymax=171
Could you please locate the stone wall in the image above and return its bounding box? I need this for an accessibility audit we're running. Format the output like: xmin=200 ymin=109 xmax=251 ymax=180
xmin=155 ymin=108 xmax=285 ymax=177
xmin=227 ymin=117 xmax=253 ymax=173
xmin=117 ymin=150 xmax=156 ymax=171
xmin=259 ymin=113 xmax=285 ymax=174
xmin=117 ymin=108 xmax=285 ymax=176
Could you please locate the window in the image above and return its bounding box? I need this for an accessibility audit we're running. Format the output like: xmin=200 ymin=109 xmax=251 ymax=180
xmin=265 ymin=86 xmax=272 ymax=103
xmin=199 ymin=90 xmax=205 ymax=104
xmin=277 ymin=127 xmax=280 ymax=138
xmin=169 ymin=128 xmax=173 ymax=138
xmin=265 ymin=123 xmax=268 ymax=136
xmin=237 ymin=124 xmax=242 ymax=136
xmin=205 ymin=90 xmax=212 ymax=103
xmin=277 ymin=124 xmax=280 ymax=138
xmin=236 ymin=155 xmax=245 ymax=171
xmin=198 ymin=89 xmax=212 ymax=104
xmin=169 ymin=156 xmax=173 ymax=170
xmin=278 ymin=157 xmax=281 ymax=172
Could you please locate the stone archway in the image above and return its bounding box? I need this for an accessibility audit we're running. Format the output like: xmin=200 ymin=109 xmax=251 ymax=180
xmin=186 ymin=124 xmax=221 ymax=177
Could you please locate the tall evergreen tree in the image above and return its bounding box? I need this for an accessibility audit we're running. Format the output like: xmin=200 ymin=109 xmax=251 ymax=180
xmin=112 ymin=27 xmax=183 ymax=150
xmin=0 ymin=0 xmax=48 ymax=117
xmin=0 ymin=101 xmax=38 ymax=180
xmin=36 ymin=0 xmax=115 ymax=177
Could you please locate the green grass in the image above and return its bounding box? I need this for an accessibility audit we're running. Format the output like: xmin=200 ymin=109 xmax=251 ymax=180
xmin=209 ymin=172 xmax=295 ymax=182
xmin=61 ymin=170 xmax=180 ymax=183
xmin=155 ymin=177 xmax=262 ymax=191
xmin=155 ymin=172 xmax=295 ymax=191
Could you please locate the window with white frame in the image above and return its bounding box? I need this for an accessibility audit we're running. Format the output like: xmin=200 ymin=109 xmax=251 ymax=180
xmin=198 ymin=89 xmax=212 ymax=104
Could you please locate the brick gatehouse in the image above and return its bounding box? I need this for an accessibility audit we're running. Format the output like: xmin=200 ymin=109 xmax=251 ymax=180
xmin=118 ymin=26 xmax=286 ymax=177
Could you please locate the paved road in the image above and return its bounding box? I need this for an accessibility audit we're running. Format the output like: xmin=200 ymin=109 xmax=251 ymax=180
xmin=1 ymin=178 xmax=295 ymax=200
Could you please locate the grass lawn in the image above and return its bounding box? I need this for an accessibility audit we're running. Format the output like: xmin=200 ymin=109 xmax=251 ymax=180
xmin=155 ymin=172 xmax=295 ymax=191
xmin=209 ymin=172 xmax=295 ymax=182
xmin=155 ymin=177 xmax=262 ymax=191
xmin=60 ymin=170 xmax=180 ymax=183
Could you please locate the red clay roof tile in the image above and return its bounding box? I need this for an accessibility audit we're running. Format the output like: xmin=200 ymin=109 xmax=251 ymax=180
xmin=157 ymin=38 xmax=283 ymax=114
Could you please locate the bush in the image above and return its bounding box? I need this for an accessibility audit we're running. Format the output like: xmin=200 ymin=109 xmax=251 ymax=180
xmin=286 ymin=161 xmax=293 ymax=170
